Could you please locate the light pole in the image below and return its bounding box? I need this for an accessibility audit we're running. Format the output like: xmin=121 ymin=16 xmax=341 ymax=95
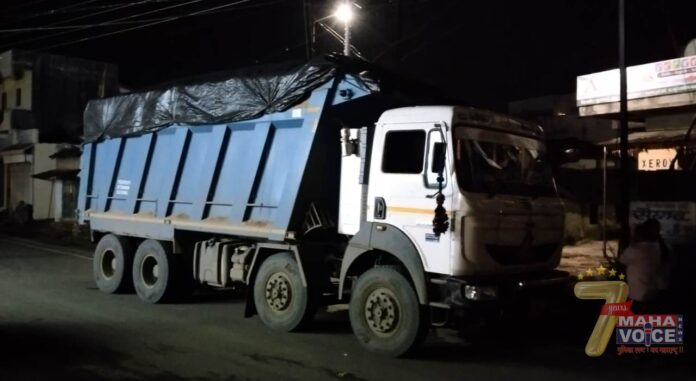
xmin=334 ymin=1 xmax=353 ymax=56
xmin=618 ymin=0 xmax=630 ymax=252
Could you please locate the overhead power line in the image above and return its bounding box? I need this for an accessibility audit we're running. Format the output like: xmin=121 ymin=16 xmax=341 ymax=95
xmin=22 ymin=0 xmax=192 ymax=18
xmin=0 ymin=0 xmax=287 ymax=32
xmin=316 ymin=21 xmax=366 ymax=60
xmin=0 ymin=0 xmax=53 ymax=15
xmin=35 ymin=0 xmax=253 ymax=51
xmin=0 ymin=0 xmax=101 ymax=29
xmin=0 ymin=17 xmax=181 ymax=33
xmin=0 ymin=0 xmax=160 ymax=50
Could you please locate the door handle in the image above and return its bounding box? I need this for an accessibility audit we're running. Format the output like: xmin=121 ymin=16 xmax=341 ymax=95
xmin=374 ymin=197 xmax=386 ymax=220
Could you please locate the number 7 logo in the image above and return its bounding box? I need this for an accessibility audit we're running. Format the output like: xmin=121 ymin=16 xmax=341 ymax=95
xmin=574 ymin=281 xmax=629 ymax=357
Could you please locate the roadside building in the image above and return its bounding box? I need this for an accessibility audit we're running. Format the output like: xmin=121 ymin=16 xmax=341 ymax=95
xmin=508 ymin=94 xmax=631 ymax=242
xmin=32 ymin=145 xmax=80 ymax=222
xmin=0 ymin=50 xmax=118 ymax=220
xmin=576 ymin=43 xmax=696 ymax=246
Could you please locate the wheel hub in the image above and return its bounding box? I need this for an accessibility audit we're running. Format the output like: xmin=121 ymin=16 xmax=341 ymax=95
xmin=364 ymin=288 xmax=400 ymax=336
xmin=101 ymin=249 xmax=117 ymax=279
xmin=265 ymin=272 xmax=292 ymax=312
xmin=141 ymin=255 xmax=159 ymax=287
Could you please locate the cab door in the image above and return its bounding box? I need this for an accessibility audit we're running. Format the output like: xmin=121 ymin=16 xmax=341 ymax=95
xmin=367 ymin=123 xmax=452 ymax=275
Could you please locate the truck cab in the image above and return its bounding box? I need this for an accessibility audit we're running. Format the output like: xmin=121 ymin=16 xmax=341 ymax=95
xmin=338 ymin=106 xmax=567 ymax=354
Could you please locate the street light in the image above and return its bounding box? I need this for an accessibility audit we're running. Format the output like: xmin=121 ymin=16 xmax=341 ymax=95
xmin=334 ymin=2 xmax=354 ymax=23
xmin=334 ymin=1 xmax=353 ymax=56
xmin=309 ymin=1 xmax=362 ymax=58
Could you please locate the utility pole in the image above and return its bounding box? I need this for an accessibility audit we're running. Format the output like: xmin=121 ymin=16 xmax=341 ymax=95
xmin=618 ymin=0 xmax=630 ymax=252
xmin=303 ymin=0 xmax=311 ymax=60
xmin=342 ymin=0 xmax=351 ymax=56
xmin=343 ymin=19 xmax=350 ymax=56
xmin=396 ymin=0 xmax=403 ymax=62
xmin=334 ymin=0 xmax=353 ymax=56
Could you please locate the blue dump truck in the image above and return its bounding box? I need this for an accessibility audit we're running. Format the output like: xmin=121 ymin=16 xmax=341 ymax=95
xmin=78 ymin=56 xmax=568 ymax=356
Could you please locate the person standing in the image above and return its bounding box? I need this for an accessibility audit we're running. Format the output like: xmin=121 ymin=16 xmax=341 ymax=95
xmin=620 ymin=221 xmax=662 ymax=313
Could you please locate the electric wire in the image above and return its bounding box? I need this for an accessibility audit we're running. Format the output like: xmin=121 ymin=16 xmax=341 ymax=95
xmin=35 ymin=0 xmax=252 ymax=51
xmin=0 ymin=0 xmax=287 ymax=32
xmin=23 ymin=0 xmax=194 ymax=18
xmin=316 ymin=21 xmax=365 ymax=60
xmin=0 ymin=0 xmax=161 ymax=50
xmin=0 ymin=0 xmax=101 ymax=25
xmin=0 ymin=17 xmax=186 ymax=33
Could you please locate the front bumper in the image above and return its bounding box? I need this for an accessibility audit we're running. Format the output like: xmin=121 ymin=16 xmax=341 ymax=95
xmin=429 ymin=270 xmax=572 ymax=327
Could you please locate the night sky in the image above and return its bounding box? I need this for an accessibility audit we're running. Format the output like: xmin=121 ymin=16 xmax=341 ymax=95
xmin=1 ymin=0 xmax=695 ymax=110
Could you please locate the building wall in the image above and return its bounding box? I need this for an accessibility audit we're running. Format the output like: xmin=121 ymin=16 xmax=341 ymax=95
xmin=0 ymin=70 xmax=33 ymax=137
xmin=0 ymin=70 xmax=33 ymax=112
xmin=56 ymin=156 xmax=79 ymax=170
xmin=645 ymin=112 xmax=694 ymax=131
xmin=9 ymin=128 xmax=38 ymax=145
xmin=0 ymin=159 xmax=4 ymax=209
xmin=54 ymin=155 xmax=80 ymax=221
xmin=7 ymin=162 xmax=31 ymax=209
xmin=0 ymin=50 xmax=115 ymax=220
xmin=32 ymin=143 xmax=57 ymax=220
xmin=52 ymin=179 xmax=62 ymax=222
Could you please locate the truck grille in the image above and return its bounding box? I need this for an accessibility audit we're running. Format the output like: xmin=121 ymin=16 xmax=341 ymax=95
xmin=485 ymin=243 xmax=559 ymax=265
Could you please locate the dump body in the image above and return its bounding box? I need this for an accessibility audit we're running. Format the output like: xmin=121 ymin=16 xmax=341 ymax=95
xmin=78 ymin=76 xmax=370 ymax=242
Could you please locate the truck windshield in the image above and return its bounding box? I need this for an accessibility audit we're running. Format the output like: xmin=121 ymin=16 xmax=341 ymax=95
xmin=453 ymin=126 xmax=555 ymax=197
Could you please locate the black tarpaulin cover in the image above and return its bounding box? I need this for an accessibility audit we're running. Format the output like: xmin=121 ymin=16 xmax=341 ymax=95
xmin=83 ymin=54 xmax=385 ymax=142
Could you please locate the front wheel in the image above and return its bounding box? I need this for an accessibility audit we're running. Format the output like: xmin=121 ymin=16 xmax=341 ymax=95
xmin=253 ymin=252 xmax=315 ymax=332
xmin=349 ymin=266 xmax=428 ymax=357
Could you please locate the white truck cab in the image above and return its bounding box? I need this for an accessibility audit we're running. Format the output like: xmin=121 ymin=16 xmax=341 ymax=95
xmin=338 ymin=106 xmax=567 ymax=354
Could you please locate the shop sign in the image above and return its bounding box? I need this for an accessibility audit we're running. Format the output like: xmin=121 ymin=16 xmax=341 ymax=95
xmin=630 ymin=201 xmax=696 ymax=242
xmin=577 ymin=55 xmax=696 ymax=106
xmin=637 ymin=149 xmax=679 ymax=171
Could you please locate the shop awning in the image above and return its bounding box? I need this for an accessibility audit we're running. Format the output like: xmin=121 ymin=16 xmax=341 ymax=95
xmin=49 ymin=146 xmax=81 ymax=159
xmin=0 ymin=143 xmax=33 ymax=164
xmin=32 ymin=169 xmax=79 ymax=181
xmin=598 ymin=129 xmax=695 ymax=149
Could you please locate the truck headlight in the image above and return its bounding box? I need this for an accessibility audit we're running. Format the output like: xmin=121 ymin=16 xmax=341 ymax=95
xmin=464 ymin=285 xmax=498 ymax=301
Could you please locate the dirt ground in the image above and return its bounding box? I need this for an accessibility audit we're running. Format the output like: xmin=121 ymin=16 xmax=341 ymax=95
xmin=559 ymin=240 xmax=619 ymax=277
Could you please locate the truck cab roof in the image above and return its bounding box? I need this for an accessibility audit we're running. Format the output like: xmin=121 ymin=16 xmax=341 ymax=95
xmin=378 ymin=106 xmax=545 ymax=140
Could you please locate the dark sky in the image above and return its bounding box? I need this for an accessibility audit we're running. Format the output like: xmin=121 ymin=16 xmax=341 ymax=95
xmin=1 ymin=0 xmax=695 ymax=110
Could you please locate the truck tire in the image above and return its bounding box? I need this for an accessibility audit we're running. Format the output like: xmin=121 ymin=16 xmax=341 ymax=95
xmin=132 ymin=239 xmax=178 ymax=304
xmin=253 ymin=252 xmax=315 ymax=332
xmin=93 ymin=234 xmax=134 ymax=294
xmin=349 ymin=266 xmax=428 ymax=357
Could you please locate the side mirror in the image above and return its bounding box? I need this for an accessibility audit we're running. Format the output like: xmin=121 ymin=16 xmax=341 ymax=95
xmin=431 ymin=142 xmax=446 ymax=173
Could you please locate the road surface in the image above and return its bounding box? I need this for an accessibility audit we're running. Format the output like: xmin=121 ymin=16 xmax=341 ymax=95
xmin=0 ymin=236 xmax=693 ymax=381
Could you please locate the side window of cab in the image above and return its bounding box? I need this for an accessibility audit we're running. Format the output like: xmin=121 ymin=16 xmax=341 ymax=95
xmin=381 ymin=130 xmax=426 ymax=174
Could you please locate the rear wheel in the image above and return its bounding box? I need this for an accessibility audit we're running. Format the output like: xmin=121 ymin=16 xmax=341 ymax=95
xmin=349 ymin=266 xmax=428 ymax=357
xmin=132 ymin=239 xmax=178 ymax=304
xmin=253 ymin=252 xmax=315 ymax=332
xmin=93 ymin=234 xmax=134 ymax=294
